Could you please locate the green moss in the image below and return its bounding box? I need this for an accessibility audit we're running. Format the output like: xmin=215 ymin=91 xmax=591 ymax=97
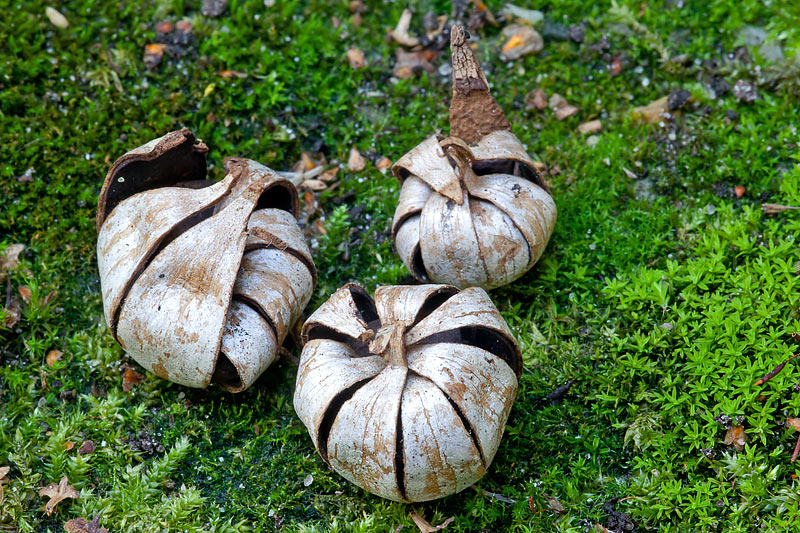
xmin=2 ymin=0 xmax=800 ymax=530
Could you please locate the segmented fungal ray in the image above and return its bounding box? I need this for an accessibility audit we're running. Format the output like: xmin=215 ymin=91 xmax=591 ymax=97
xmin=391 ymin=25 xmax=557 ymax=290
xmin=294 ymin=283 xmax=521 ymax=502
xmin=97 ymin=129 xmax=316 ymax=392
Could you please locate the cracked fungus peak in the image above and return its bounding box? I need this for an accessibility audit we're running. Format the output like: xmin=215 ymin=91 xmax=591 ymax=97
xmin=293 ymin=283 xmax=522 ymax=502
xmin=96 ymin=128 xmax=316 ymax=392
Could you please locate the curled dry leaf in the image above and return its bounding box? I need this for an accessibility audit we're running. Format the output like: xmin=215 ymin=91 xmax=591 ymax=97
xmin=346 ymin=48 xmax=366 ymax=70
xmin=622 ymin=167 xmax=638 ymax=180
xmin=300 ymin=179 xmax=327 ymax=192
xmin=45 ymin=7 xmax=69 ymax=29
xmin=410 ymin=511 xmax=455 ymax=532
xmin=65 ymin=515 xmax=109 ymax=533
xmin=632 ymin=96 xmax=669 ymax=124
xmin=46 ymin=349 xmax=62 ymax=367
xmin=376 ymin=157 xmax=392 ymax=170
xmin=734 ymin=185 xmax=746 ymax=198
xmin=18 ymin=286 xmax=32 ymax=303
xmin=787 ymin=418 xmax=800 ymax=432
xmin=723 ymin=425 xmax=746 ymax=451
xmin=500 ymin=25 xmax=543 ymax=60
xmin=762 ymin=203 xmax=800 ymax=215
xmin=97 ymin=129 xmax=316 ymax=392
xmin=347 ymin=146 xmax=366 ymax=172
xmin=39 ymin=476 xmax=79 ymax=515
xmin=391 ymin=9 xmax=420 ymax=47
xmin=294 ymin=283 xmax=522 ymax=502
xmin=391 ymin=26 xmax=556 ymax=290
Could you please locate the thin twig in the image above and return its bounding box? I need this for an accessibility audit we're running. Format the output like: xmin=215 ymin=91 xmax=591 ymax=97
xmin=792 ymin=433 xmax=800 ymax=462
xmin=754 ymin=352 xmax=800 ymax=386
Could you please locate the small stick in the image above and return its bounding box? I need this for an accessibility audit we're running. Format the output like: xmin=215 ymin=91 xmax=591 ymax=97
xmin=792 ymin=433 xmax=800 ymax=462
xmin=754 ymin=352 xmax=800 ymax=386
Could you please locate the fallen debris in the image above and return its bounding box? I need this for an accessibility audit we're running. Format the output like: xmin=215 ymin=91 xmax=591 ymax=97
xmin=391 ymin=9 xmax=420 ymax=47
xmin=347 ymin=48 xmax=366 ymax=70
xmin=500 ymin=24 xmax=543 ymax=59
xmin=45 ymin=6 xmax=69 ymax=29
xmin=632 ymin=96 xmax=669 ymax=124
xmin=347 ymin=146 xmax=366 ymax=172
xmin=40 ymin=476 xmax=79 ymax=515
xmin=762 ymin=203 xmax=800 ymax=215
xmin=410 ymin=511 xmax=454 ymax=533
xmin=733 ymin=79 xmax=758 ymax=103
xmin=393 ymin=49 xmax=436 ymax=78
xmin=578 ymin=120 xmax=602 ymax=135
xmin=525 ymin=89 xmax=547 ymax=110
xmin=549 ymin=93 xmax=578 ymax=120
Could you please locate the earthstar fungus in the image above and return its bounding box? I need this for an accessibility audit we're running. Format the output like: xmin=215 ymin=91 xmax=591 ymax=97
xmin=97 ymin=129 xmax=316 ymax=392
xmin=294 ymin=283 xmax=521 ymax=502
xmin=391 ymin=25 xmax=557 ymax=289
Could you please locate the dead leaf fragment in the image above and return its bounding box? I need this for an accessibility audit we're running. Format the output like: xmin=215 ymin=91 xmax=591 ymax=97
xmin=347 ymin=48 xmax=366 ymax=70
xmin=1 ymin=294 xmax=21 ymax=330
xmin=219 ymin=70 xmax=247 ymax=79
xmin=578 ymin=120 xmax=602 ymax=135
xmin=762 ymin=203 xmax=800 ymax=215
xmin=632 ymin=96 xmax=669 ymax=124
xmin=622 ymin=167 xmax=638 ymax=180
xmin=39 ymin=476 xmax=79 ymax=515
xmin=143 ymin=43 xmax=166 ymax=70
xmin=500 ymin=24 xmax=543 ymax=59
xmin=787 ymin=418 xmax=800 ymax=432
xmin=391 ymin=9 xmax=420 ymax=47
xmin=64 ymin=441 xmax=74 ymax=451
xmin=45 ymin=7 xmax=69 ymax=29
xmin=300 ymin=179 xmax=327 ymax=191
xmin=319 ymin=167 xmax=339 ymax=182
xmin=734 ymin=185 xmax=746 ymax=198
xmin=347 ymin=147 xmax=366 ymax=172
xmin=549 ymin=93 xmax=578 ymax=120
xmin=410 ymin=511 xmax=455 ymax=533
xmin=18 ymin=286 xmax=32 ymax=303
xmin=723 ymin=425 xmax=746 ymax=451
xmin=17 ymin=168 xmax=35 ymax=183
xmin=544 ymin=493 xmax=566 ymax=513
xmin=78 ymin=440 xmax=95 ymax=455
xmin=46 ymin=349 xmax=62 ymax=367
xmin=376 ymin=157 xmax=392 ymax=170
xmin=1 ymin=244 xmax=25 ymax=273
xmin=0 ymin=466 xmax=10 ymax=483
xmin=525 ymin=89 xmax=547 ymax=111
xmin=65 ymin=515 xmax=109 ymax=533
xmin=122 ymin=367 xmax=145 ymax=392
xmin=393 ymin=48 xmax=436 ymax=79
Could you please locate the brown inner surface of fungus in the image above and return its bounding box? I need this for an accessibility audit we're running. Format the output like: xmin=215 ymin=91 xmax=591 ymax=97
xmin=303 ymin=285 xmax=522 ymax=500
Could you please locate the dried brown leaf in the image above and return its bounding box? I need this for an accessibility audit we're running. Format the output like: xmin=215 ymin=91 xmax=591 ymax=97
xmin=46 ymin=349 xmax=62 ymax=367
xmin=376 ymin=157 xmax=392 ymax=170
xmin=319 ymin=167 xmax=339 ymax=182
xmin=544 ymin=493 xmax=566 ymax=513
xmin=64 ymin=515 xmax=109 ymax=533
xmin=762 ymin=203 xmax=800 ymax=215
xmin=17 ymin=168 xmax=35 ymax=183
xmin=347 ymin=147 xmax=366 ymax=172
xmin=410 ymin=511 xmax=455 ymax=533
xmin=0 ymin=466 xmax=9 ymax=483
xmin=723 ymin=425 xmax=746 ymax=451
xmin=346 ymin=48 xmax=366 ymax=70
xmin=78 ymin=440 xmax=95 ymax=456
xmin=122 ymin=368 xmax=145 ymax=392
xmin=500 ymin=25 xmax=543 ymax=59
xmin=787 ymin=418 xmax=800 ymax=432
xmin=18 ymin=286 xmax=32 ymax=303
xmin=525 ymin=89 xmax=547 ymax=111
xmin=39 ymin=476 xmax=79 ymax=515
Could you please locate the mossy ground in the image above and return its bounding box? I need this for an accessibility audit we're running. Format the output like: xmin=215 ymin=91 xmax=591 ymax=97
xmin=2 ymin=0 xmax=800 ymax=531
